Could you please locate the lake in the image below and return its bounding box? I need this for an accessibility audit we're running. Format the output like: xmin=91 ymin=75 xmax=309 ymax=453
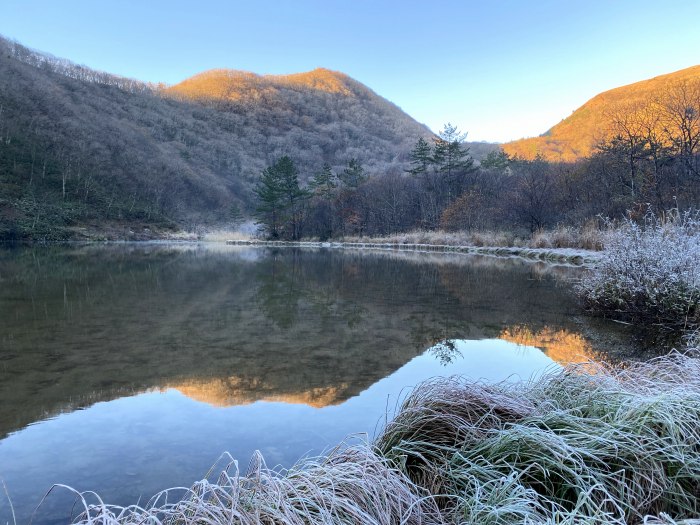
xmin=0 ymin=244 xmax=632 ymax=524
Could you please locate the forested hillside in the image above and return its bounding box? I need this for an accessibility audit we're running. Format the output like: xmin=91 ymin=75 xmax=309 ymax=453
xmin=164 ymin=67 xmax=433 ymax=169
xmin=3 ymin=34 xmax=698 ymax=243
xmin=0 ymin=36 xmax=434 ymax=240
xmin=504 ymin=65 xmax=700 ymax=161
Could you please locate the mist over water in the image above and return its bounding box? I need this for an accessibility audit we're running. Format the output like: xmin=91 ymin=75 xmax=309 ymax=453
xmin=0 ymin=244 xmax=632 ymax=524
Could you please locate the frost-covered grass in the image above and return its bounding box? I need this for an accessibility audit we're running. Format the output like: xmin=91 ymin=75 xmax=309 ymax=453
xmin=61 ymin=445 xmax=440 ymax=525
xmin=688 ymin=330 xmax=700 ymax=353
xmin=341 ymin=229 xmax=524 ymax=248
xmin=58 ymin=355 xmax=700 ymax=525
xmin=341 ymin=223 xmax=605 ymax=251
xmin=577 ymin=211 xmax=700 ymax=334
xmin=199 ymin=229 xmax=252 ymax=242
xmin=376 ymin=355 xmax=700 ymax=524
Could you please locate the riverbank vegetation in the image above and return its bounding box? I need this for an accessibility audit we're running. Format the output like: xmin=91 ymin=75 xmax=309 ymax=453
xmin=577 ymin=210 xmax=700 ymax=340
xmin=340 ymin=222 xmax=606 ymax=251
xmin=254 ymin=87 xmax=700 ymax=242
xmin=4 ymin=33 xmax=699 ymax=242
xmin=63 ymin=354 xmax=700 ymax=524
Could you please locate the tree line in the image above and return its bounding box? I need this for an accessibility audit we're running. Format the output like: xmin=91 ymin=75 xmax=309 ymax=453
xmin=255 ymin=82 xmax=700 ymax=240
xmin=254 ymin=124 xmax=476 ymax=239
xmin=0 ymin=34 xmax=430 ymax=240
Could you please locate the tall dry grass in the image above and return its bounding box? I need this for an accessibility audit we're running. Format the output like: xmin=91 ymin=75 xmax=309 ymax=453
xmin=58 ymin=355 xmax=700 ymax=525
xmin=342 ymin=222 xmax=605 ymax=251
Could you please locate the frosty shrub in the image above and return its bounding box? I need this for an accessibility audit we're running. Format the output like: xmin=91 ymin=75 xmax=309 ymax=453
xmin=688 ymin=330 xmax=700 ymax=354
xmin=577 ymin=210 xmax=700 ymax=332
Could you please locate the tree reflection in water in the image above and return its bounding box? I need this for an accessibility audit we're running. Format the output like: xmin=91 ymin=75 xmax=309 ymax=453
xmin=0 ymin=245 xmax=631 ymax=437
xmin=429 ymin=339 xmax=463 ymax=366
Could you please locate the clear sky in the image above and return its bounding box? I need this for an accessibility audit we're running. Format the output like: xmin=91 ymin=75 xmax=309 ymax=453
xmin=2 ymin=0 xmax=700 ymax=142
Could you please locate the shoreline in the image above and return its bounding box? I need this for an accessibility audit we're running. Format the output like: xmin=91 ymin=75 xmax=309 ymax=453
xmin=60 ymin=355 xmax=700 ymax=525
xmin=0 ymin=238 xmax=600 ymax=265
xmin=225 ymin=239 xmax=600 ymax=265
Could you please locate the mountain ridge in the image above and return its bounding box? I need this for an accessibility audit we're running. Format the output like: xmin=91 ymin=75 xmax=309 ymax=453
xmin=504 ymin=64 xmax=700 ymax=161
xmin=0 ymin=35 xmax=434 ymax=239
xmin=166 ymin=67 xmax=360 ymax=99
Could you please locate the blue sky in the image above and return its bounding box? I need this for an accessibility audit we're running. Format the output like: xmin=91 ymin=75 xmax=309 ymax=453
xmin=2 ymin=0 xmax=699 ymax=142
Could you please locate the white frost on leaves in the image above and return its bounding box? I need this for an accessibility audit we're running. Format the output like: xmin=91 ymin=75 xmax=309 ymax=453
xmin=577 ymin=210 xmax=700 ymax=333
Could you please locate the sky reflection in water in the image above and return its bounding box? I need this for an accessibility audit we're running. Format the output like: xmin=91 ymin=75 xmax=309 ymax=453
xmin=0 ymin=245 xmax=629 ymax=524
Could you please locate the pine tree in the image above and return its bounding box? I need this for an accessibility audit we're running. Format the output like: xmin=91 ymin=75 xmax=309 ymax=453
xmin=310 ymin=163 xmax=337 ymax=199
xmin=229 ymin=203 xmax=244 ymax=227
xmin=254 ymin=161 xmax=285 ymax=238
xmin=481 ymin=149 xmax=511 ymax=172
xmin=432 ymin=123 xmax=474 ymax=177
xmin=407 ymin=137 xmax=433 ymax=176
xmin=432 ymin=123 xmax=475 ymax=201
xmin=254 ymin=156 xmax=309 ymax=239
xmin=338 ymin=159 xmax=367 ymax=188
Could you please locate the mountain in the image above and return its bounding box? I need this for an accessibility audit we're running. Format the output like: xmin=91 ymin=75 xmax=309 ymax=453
xmin=0 ymin=36 xmax=432 ymax=240
xmin=504 ymin=65 xmax=700 ymax=162
xmin=163 ymin=67 xmax=434 ymax=172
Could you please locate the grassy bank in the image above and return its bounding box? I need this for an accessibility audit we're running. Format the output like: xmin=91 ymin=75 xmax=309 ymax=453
xmin=577 ymin=211 xmax=700 ymax=338
xmin=340 ymin=224 xmax=606 ymax=252
xmin=61 ymin=354 xmax=700 ymax=524
xmin=222 ymin=224 xmax=607 ymax=265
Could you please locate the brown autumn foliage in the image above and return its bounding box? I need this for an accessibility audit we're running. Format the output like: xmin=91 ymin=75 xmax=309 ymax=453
xmin=0 ymin=35 xmax=434 ymax=240
xmin=2 ymin=33 xmax=699 ymax=242
xmin=504 ymin=65 xmax=700 ymax=162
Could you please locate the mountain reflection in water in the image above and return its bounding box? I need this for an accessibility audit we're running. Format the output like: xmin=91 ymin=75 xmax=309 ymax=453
xmin=500 ymin=325 xmax=605 ymax=366
xmin=168 ymin=378 xmax=349 ymax=408
xmin=166 ymin=326 xmax=604 ymax=410
xmin=0 ymin=245 xmax=632 ymax=524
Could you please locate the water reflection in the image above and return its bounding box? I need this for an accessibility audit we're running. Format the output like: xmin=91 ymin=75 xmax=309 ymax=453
xmin=429 ymin=339 xmax=463 ymax=366
xmin=0 ymin=245 xmax=607 ymax=435
xmin=500 ymin=325 xmax=604 ymax=365
xmin=0 ymin=244 xmax=632 ymax=523
xmin=166 ymin=377 xmax=348 ymax=408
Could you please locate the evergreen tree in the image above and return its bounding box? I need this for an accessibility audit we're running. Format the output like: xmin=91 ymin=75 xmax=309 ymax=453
xmin=254 ymin=161 xmax=285 ymax=238
xmin=481 ymin=149 xmax=511 ymax=172
xmin=310 ymin=163 xmax=337 ymax=198
xmin=432 ymin=123 xmax=475 ymax=201
xmin=229 ymin=203 xmax=244 ymax=227
xmin=407 ymin=137 xmax=433 ymax=176
xmin=254 ymin=156 xmax=309 ymax=239
xmin=338 ymin=159 xmax=367 ymax=188
xmin=432 ymin=123 xmax=474 ymax=176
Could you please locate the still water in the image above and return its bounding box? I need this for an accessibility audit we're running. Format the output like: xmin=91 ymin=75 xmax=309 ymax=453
xmin=0 ymin=244 xmax=631 ymax=523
